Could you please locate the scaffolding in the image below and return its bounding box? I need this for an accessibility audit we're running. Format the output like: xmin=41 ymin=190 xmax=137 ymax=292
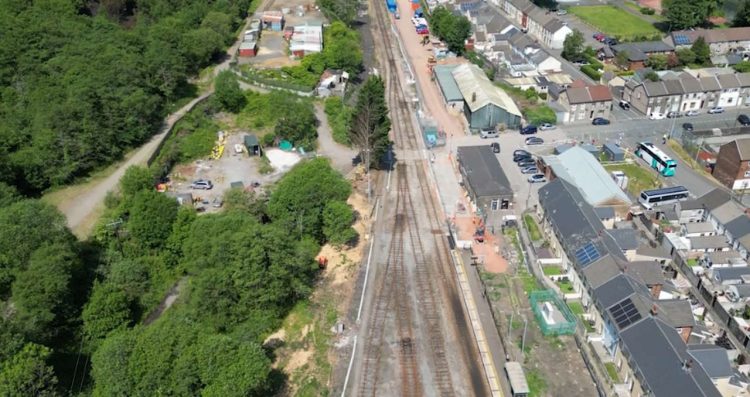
xmin=529 ymin=290 xmax=577 ymax=336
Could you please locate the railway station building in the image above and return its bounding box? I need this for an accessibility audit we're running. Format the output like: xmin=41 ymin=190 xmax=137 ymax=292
xmin=456 ymin=145 xmax=514 ymax=227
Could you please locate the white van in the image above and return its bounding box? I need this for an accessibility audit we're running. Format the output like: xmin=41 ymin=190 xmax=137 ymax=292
xmin=479 ymin=129 xmax=499 ymax=139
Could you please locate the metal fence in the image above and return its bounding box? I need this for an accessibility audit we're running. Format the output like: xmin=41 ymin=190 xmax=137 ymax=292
xmin=529 ymin=289 xmax=577 ymax=336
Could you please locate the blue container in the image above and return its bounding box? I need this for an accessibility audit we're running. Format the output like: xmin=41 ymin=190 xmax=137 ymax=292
xmin=386 ymin=0 xmax=397 ymax=13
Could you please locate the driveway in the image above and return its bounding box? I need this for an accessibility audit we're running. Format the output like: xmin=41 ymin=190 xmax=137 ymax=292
xmin=313 ymin=103 xmax=357 ymax=174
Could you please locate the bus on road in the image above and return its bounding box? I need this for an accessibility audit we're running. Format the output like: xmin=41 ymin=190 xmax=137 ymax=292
xmin=638 ymin=186 xmax=690 ymax=209
xmin=636 ymin=142 xmax=676 ymax=176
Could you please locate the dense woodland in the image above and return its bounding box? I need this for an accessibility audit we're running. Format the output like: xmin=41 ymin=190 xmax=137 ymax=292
xmin=0 ymin=0 xmax=250 ymax=196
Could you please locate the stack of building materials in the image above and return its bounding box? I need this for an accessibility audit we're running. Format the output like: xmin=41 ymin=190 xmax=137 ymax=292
xmin=289 ymin=23 xmax=323 ymax=58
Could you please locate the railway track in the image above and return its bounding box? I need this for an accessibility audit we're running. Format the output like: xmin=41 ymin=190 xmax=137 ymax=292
xmin=355 ymin=0 xmax=465 ymax=394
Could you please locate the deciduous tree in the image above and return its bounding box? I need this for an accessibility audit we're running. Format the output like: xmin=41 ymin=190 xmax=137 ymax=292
xmin=214 ymin=71 xmax=246 ymax=113
xmin=0 ymin=343 xmax=58 ymax=397
xmin=562 ymin=29 xmax=585 ymax=61
xmin=692 ymin=36 xmax=711 ymax=65
xmin=323 ymin=201 xmax=357 ymax=247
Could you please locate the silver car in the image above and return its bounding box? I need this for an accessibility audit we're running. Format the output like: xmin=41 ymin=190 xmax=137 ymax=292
xmin=528 ymin=174 xmax=546 ymax=183
xmin=539 ymin=123 xmax=556 ymax=131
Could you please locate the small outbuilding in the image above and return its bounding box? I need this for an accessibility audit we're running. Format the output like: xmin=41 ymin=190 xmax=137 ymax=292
xmin=244 ymin=134 xmax=262 ymax=156
xmin=505 ymin=361 xmax=530 ymax=397
xmin=168 ymin=192 xmax=194 ymax=207
xmin=602 ymin=143 xmax=625 ymax=162
xmin=457 ymin=145 xmax=514 ymax=227
xmin=579 ymin=143 xmax=600 ymax=158
xmin=239 ymin=41 xmax=257 ymax=57
xmin=261 ymin=11 xmax=284 ymax=31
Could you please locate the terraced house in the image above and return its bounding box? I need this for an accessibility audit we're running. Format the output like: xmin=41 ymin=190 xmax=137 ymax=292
xmin=537 ymin=179 xmax=726 ymax=397
xmin=493 ymin=0 xmax=572 ymax=49
xmin=623 ymin=71 xmax=750 ymax=115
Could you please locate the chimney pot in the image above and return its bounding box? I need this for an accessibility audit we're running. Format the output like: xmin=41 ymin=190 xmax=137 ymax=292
xmin=472 ymin=92 xmax=477 ymax=102
xmin=651 ymin=304 xmax=658 ymax=315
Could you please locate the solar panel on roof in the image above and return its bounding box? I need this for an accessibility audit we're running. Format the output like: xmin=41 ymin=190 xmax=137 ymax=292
xmin=610 ymin=298 xmax=642 ymax=329
xmin=574 ymin=242 xmax=601 ymax=267
xmin=674 ymin=34 xmax=691 ymax=45
xmin=643 ymin=186 xmax=689 ymax=195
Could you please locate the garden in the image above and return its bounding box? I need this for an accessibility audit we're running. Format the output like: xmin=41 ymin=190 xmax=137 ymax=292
xmin=603 ymin=162 xmax=661 ymax=197
xmin=568 ymin=6 xmax=661 ymax=40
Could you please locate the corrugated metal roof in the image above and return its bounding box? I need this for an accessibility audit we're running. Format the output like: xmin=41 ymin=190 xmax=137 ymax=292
xmin=504 ymin=362 xmax=530 ymax=394
xmin=451 ymin=64 xmax=522 ymax=116
xmin=433 ymin=65 xmax=464 ymax=102
xmin=546 ymin=146 xmax=631 ymax=206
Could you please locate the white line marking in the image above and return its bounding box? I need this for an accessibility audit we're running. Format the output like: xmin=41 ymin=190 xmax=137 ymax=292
xmin=340 ymin=335 xmax=358 ymax=397
xmin=357 ymin=197 xmax=380 ymax=322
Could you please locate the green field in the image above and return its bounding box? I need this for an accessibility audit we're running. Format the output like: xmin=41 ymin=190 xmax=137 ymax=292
xmin=604 ymin=163 xmax=661 ymax=196
xmin=569 ymin=6 xmax=661 ymax=39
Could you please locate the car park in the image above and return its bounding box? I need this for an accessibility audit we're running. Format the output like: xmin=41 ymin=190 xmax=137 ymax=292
xmin=539 ymin=123 xmax=555 ymax=131
xmin=528 ymin=174 xmax=546 ymax=183
xmin=682 ymin=122 xmax=694 ymax=132
xmin=525 ymin=136 xmax=544 ymax=145
xmin=666 ymin=111 xmax=682 ymax=118
xmin=190 ymin=179 xmax=213 ymax=190
xmin=708 ymin=107 xmax=725 ymax=114
xmin=520 ymin=125 xmax=538 ymax=135
xmin=619 ymin=100 xmax=631 ymax=110
xmin=592 ymin=117 xmax=610 ymax=125
xmin=491 ymin=142 xmax=500 ymax=153
xmin=479 ymin=128 xmax=499 ymax=138
xmin=738 ymin=114 xmax=750 ymax=126
xmin=649 ymin=112 xmax=666 ymax=120
xmin=685 ymin=110 xmax=700 ymax=116
xmin=521 ymin=166 xmax=540 ymax=174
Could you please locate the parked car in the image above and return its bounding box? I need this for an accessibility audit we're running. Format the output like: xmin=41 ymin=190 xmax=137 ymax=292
xmin=491 ymin=142 xmax=500 ymax=153
xmin=619 ymin=100 xmax=631 ymax=110
xmin=738 ymin=114 xmax=750 ymax=126
xmin=521 ymin=166 xmax=540 ymax=174
xmin=517 ymin=159 xmax=536 ymax=168
xmin=520 ymin=125 xmax=538 ymax=135
xmin=685 ymin=110 xmax=700 ymax=116
xmin=513 ymin=149 xmax=531 ymax=157
xmin=514 ymin=153 xmax=532 ymax=162
xmin=649 ymin=112 xmax=666 ymax=120
xmin=593 ymin=33 xmax=605 ymax=42
xmin=525 ymin=136 xmax=544 ymax=145
xmin=708 ymin=107 xmax=725 ymax=114
xmin=479 ymin=128 xmax=498 ymax=138
xmin=556 ymin=9 xmax=567 ymax=15
xmin=604 ymin=37 xmax=618 ymax=46
xmin=592 ymin=117 xmax=610 ymax=125
xmin=539 ymin=123 xmax=556 ymax=131
xmin=682 ymin=122 xmax=694 ymax=132
xmin=667 ymin=111 xmax=682 ymax=118
xmin=190 ymin=179 xmax=213 ymax=190
xmin=528 ymin=174 xmax=546 ymax=183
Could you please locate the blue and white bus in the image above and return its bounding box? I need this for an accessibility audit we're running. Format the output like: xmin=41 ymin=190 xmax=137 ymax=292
xmin=638 ymin=186 xmax=690 ymax=209
xmin=636 ymin=142 xmax=677 ymax=177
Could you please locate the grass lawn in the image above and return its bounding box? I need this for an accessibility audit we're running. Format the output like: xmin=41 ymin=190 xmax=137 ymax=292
xmin=604 ymin=163 xmax=661 ymax=196
xmin=557 ymin=280 xmax=575 ymax=293
xmin=687 ymin=258 xmax=699 ymax=266
xmin=667 ymin=140 xmax=713 ymax=178
xmin=605 ymin=362 xmax=621 ymax=383
xmin=543 ymin=265 xmax=563 ymax=276
xmin=526 ymin=368 xmax=548 ymax=397
xmin=569 ymin=6 xmax=661 ymax=39
xmin=567 ymin=301 xmax=585 ymax=316
xmin=524 ymin=214 xmax=542 ymax=242
xmin=518 ymin=269 xmax=541 ymax=294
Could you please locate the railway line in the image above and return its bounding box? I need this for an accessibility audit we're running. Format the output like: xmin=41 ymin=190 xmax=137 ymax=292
xmin=350 ymin=0 xmax=490 ymax=394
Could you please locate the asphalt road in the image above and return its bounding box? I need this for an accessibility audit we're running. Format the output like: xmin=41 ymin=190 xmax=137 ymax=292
xmin=559 ymin=108 xmax=750 ymax=197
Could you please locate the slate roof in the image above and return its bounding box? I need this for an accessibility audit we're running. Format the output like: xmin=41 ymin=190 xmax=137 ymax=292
xmin=543 ymin=18 xmax=567 ymax=33
xmin=689 ymin=235 xmax=729 ymax=250
xmin=712 ymin=266 xmax=750 ymax=283
xmin=564 ymin=84 xmax=613 ymax=104
xmin=672 ymin=27 xmax=750 ymax=45
xmin=624 ymin=261 xmax=664 ymax=286
xmin=683 ymin=222 xmax=716 ymax=234
xmin=433 ymin=65 xmax=463 ymax=102
xmin=594 ymin=206 xmax=616 ymax=220
xmin=457 ymin=145 xmax=513 ymax=198
xmin=582 ymin=255 xmax=623 ymax=289
xmin=679 ymin=199 xmax=704 ymax=211
xmin=698 ymin=189 xmax=733 ymax=211
xmin=699 ymin=76 xmax=721 ymax=92
xmin=718 ymin=73 xmax=741 ymax=89
xmin=619 ymin=317 xmax=722 ymax=397
xmin=688 ymin=344 xmax=734 ymax=380
xmin=725 ymin=215 xmax=750 ymax=240
xmin=730 ymin=138 xmax=750 ymax=161
xmin=705 ymin=250 xmax=744 ymax=265
xmin=609 ymin=228 xmax=640 ymax=251
xmin=657 ymin=299 xmax=695 ymax=328
xmin=711 ymin=200 xmax=746 ymax=225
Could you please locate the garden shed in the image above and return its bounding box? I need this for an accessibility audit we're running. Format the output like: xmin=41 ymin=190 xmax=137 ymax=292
xmin=602 ymin=143 xmax=625 ymax=161
xmin=244 ymin=134 xmax=262 ymax=156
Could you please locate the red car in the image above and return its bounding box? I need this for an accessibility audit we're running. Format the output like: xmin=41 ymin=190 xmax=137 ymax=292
xmin=593 ymin=33 xmax=605 ymax=42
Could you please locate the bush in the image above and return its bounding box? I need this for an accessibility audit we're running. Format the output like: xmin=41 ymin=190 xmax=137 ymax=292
xmin=324 ymin=97 xmax=352 ymax=146
xmin=640 ymin=7 xmax=655 ymax=14
xmin=580 ymin=64 xmax=602 ymax=80
xmin=538 ymin=92 xmax=548 ymax=100
xmin=523 ymin=105 xmax=557 ymax=125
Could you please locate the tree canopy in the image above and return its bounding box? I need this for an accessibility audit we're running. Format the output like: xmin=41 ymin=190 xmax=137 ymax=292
xmin=735 ymin=0 xmax=750 ymax=26
xmin=351 ymin=76 xmax=392 ymax=169
xmin=429 ymin=7 xmax=472 ymax=54
xmin=215 ymin=70 xmax=246 ymax=113
xmin=561 ymin=29 xmax=585 ymax=62
xmin=664 ymin=0 xmax=719 ymax=29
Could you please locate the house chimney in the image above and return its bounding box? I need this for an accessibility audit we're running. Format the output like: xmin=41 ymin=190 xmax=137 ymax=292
xmin=472 ymin=92 xmax=477 ymax=102
xmin=651 ymin=304 xmax=658 ymax=316
xmin=682 ymin=359 xmax=694 ymax=372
